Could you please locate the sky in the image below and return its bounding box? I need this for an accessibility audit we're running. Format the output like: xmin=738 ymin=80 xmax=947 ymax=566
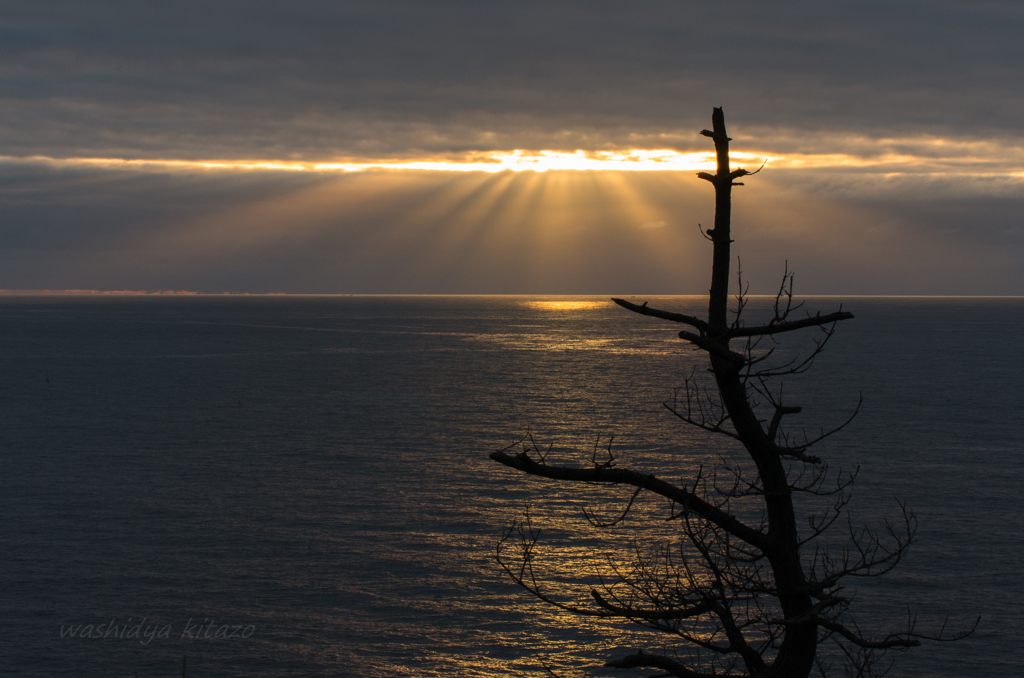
xmin=1 ymin=0 xmax=1022 ymax=294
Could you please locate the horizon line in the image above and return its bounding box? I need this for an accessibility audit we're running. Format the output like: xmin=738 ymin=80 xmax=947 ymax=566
xmin=2 ymin=290 xmax=1022 ymax=299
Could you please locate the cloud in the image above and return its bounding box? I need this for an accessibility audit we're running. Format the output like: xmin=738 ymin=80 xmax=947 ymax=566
xmin=0 ymin=2 xmax=1021 ymax=293
xmin=2 ymin=2 xmax=1023 ymax=159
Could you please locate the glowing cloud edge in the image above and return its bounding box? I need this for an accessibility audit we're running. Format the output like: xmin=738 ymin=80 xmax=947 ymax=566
xmin=1 ymin=144 xmax=1022 ymax=176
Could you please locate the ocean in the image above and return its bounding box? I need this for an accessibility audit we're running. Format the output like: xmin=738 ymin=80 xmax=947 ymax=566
xmin=0 ymin=295 xmax=1020 ymax=677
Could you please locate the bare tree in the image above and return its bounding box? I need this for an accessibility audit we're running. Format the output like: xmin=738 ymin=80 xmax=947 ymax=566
xmin=491 ymin=108 xmax=973 ymax=677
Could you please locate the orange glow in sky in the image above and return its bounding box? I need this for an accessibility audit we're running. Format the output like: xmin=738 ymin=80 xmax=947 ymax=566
xmin=0 ymin=150 xmax=742 ymax=173
xmin=2 ymin=138 xmax=1023 ymax=177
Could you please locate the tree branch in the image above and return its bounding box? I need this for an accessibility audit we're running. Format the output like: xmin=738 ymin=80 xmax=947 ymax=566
xmin=679 ymin=330 xmax=745 ymax=363
xmin=490 ymin=446 xmax=772 ymax=553
xmin=496 ymin=512 xmax=612 ymax=618
xmin=606 ymin=649 xmax=714 ymax=678
xmin=591 ymin=589 xmax=715 ymax=621
xmin=611 ymin=298 xmax=710 ymax=333
xmin=583 ymin=486 xmax=643 ymax=527
xmin=815 ymin=619 xmax=921 ymax=649
xmin=726 ymin=311 xmax=854 ymax=338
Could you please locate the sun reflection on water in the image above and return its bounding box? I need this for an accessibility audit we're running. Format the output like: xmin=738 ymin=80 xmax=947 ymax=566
xmin=522 ymin=300 xmax=609 ymax=312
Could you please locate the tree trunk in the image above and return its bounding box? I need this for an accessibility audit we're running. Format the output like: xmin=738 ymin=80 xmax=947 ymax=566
xmin=703 ymin=108 xmax=816 ymax=677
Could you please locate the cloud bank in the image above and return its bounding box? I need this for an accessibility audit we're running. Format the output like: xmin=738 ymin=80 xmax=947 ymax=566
xmin=0 ymin=1 xmax=1021 ymax=293
xmin=4 ymin=1 xmax=1024 ymax=158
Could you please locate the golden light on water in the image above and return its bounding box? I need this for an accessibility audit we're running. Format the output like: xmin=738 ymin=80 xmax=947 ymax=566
xmin=523 ymin=300 xmax=608 ymax=311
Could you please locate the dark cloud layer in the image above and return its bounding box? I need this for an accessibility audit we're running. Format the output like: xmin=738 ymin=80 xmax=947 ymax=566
xmin=0 ymin=1 xmax=1021 ymax=293
xmin=2 ymin=1 xmax=1024 ymax=158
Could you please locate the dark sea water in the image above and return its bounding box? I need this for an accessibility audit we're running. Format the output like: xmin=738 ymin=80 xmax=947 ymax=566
xmin=0 ymin=295 xmax=1020 ymax=677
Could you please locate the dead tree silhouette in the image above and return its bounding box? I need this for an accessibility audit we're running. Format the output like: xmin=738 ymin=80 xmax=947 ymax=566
xmin=491 ymin=108 xmax=974 ymax=677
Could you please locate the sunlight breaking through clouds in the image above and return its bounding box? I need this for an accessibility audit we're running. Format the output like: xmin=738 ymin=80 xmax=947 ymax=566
xmin=2 ymin=138 xmax=1022 ymax=178
xmin=0 ymin=150 xmax=736 ymax=173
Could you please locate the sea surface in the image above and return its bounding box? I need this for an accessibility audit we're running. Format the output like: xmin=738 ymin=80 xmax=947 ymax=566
xmin=0 ymin=295 xmax=1020 ymax=677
